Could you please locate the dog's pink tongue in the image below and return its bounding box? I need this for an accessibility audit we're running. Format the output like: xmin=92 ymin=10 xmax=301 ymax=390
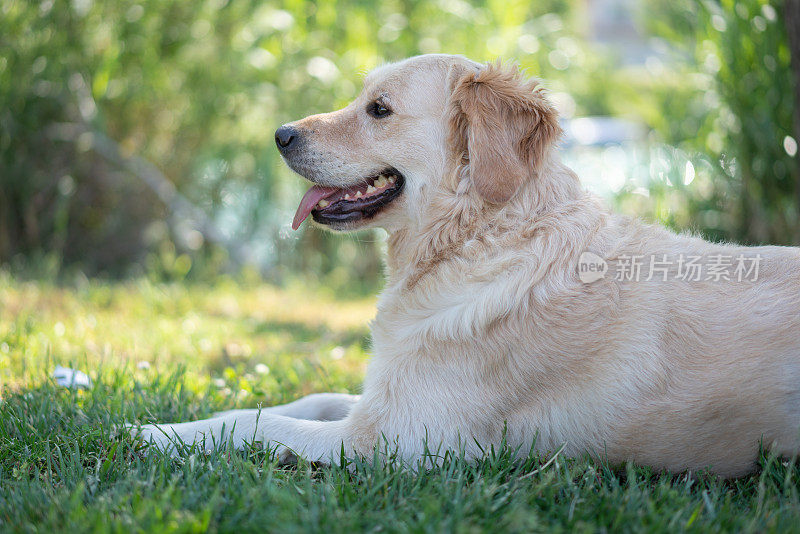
xmin=292 ymin=185 xmax=340 ymax=230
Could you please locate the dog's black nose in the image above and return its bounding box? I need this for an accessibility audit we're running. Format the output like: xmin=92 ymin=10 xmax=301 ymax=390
xmin=275 ymin=125 xmax=299 ymax=151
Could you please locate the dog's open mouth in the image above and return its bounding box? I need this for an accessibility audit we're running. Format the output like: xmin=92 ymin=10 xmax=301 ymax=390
xmin=292 ymin=169 xmax=405 ymax=229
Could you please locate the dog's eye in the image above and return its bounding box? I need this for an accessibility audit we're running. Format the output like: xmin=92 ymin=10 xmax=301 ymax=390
xmin=367 ymin=101 xmax=392 ymax=118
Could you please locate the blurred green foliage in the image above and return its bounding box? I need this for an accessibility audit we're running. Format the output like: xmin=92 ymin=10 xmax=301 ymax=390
xmin=0 ymin=0 xmax=797 ymax=292
xmin=617 ymin=0 xmax=798 ymax=245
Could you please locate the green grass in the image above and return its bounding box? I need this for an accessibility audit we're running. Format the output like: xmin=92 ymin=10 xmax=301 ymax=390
xmin=2 ymin=273 xmax=800 ymax=532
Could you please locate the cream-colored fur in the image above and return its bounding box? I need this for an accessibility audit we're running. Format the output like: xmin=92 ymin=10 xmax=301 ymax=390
xmin=133 ymin=54 xmax=800 ymax=478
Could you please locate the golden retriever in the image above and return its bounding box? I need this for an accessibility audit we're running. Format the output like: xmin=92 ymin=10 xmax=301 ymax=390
xmin=134 ymin=54 xmax=800 ymax=477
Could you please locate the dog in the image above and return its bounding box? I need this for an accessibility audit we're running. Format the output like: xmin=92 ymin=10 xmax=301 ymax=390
xmin=133 ymin=54 xmax=800 ymax=477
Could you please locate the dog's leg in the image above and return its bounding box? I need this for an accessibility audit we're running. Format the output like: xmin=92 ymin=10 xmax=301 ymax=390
xmin=132 ymin=394 xmax=364 ymax=460
xmin=212 ymin=393 xmax=360 ymax=421
xmin=133 ymin=411 xmax=359 ymax=462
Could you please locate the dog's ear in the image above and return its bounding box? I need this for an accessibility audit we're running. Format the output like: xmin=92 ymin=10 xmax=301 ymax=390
xmin=446 ymin=62 xmax=561 ymax=203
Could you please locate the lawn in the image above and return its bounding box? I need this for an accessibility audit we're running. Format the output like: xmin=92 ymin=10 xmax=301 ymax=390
xmin=1 ymin=273 xmax=800 ymax=533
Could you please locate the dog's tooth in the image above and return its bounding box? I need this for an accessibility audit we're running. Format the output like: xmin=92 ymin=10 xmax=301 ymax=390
xmin=344 ymin=193 xmax=351 ymax=200
xmin=366 ymin=185 xmax=376 ymax=193
xmin=374 ymin=176 xmax=387 ymax=188
xmin=318 ymin=199 xmax=329 ymax=208
xmin=388 ymin=176 xmax=396 ymax=184
xmin=355 ymin=191 xmax=363 ymax=198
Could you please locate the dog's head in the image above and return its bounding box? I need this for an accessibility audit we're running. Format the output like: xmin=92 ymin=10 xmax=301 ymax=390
xmin=278 ymin=54 xmax=561 ymax=232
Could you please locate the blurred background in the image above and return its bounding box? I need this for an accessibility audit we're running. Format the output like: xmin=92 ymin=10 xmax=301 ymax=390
xmin=1 ymin=0 xmax=798 ymax=296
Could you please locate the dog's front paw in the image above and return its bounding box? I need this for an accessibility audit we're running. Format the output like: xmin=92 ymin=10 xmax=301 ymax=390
xmin=127 ymin=423 xmax=182 ymax=454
